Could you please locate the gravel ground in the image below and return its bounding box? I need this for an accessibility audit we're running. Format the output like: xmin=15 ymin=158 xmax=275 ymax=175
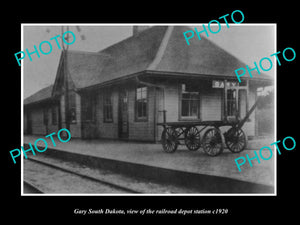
xmin=23 ymin=155 xmax=207 ymax=194
xmin=24 ymin=160 xmax=128 ymax=194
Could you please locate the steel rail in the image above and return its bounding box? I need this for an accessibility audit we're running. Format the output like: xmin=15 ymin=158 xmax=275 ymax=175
xmin=26 ymin=157 xmax=142 ymax=194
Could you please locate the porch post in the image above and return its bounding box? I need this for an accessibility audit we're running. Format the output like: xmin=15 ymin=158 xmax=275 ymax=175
xmin=62 ymin=26 xmax=70 ymax=132
xmin=224 ymin=79 xmax=227 ymax=121
xmin=64 ymin=50 xmax=70 ymax=131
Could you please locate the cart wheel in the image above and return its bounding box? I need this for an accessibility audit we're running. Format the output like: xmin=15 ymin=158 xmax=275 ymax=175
xmin=225 ymin=127 xmax=247 ymax=153
xmin=202 ymin=127 xmax=224 ymax=156
xmin=185 ymin=126 xmax=201 ymax=151
xmin=161 ymin=127 xmax=178 ymax=153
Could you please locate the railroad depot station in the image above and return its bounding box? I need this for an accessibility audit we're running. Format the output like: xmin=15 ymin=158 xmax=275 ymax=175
xmin=24 ymin=26 xmax=273 ymax=143
xmin=23 ymin=26 xmax=275 ymax=193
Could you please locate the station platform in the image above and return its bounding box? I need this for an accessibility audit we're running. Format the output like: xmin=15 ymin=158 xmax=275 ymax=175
xmin=23 ymin=135 xmax=275 ymax=194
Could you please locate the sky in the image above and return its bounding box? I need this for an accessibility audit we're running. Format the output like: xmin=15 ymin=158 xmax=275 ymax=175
xmin=22 ymin=24 xmax=275 ymax=99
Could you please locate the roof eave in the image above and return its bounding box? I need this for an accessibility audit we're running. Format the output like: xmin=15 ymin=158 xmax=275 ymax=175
xmin=144 ymin=70 xmax=273 ymax=81
xmin=24 ymin=97 xmax=53 ymax=107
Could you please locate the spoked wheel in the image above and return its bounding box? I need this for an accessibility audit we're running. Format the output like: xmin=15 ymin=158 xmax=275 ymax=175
xmin=202 ymin=127 xmax=224 ymax=156
xmin=185 ymin=126 xmax=201 ymax=151
xmin=225 ymin=127 xmax=247 ymax=153
xmin=174 ymin=127 xmax=185 ymax=145
xmin=161 ymin=127 xmax=178 ymax=153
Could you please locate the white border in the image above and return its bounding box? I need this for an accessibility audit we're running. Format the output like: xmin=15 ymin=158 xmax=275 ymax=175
xmin=21 ymin=23 xmax=277 ymax=197
xmin=21 ymin=23 xmax=24 ymax=195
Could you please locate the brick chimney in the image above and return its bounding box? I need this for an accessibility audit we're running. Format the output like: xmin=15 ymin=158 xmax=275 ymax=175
xmin=132 ymin=26 xmax=150 ymax=36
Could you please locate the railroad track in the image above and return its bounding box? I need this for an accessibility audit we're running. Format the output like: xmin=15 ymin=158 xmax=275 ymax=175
xmin=26 ymin=157 xmax=141 ymax=194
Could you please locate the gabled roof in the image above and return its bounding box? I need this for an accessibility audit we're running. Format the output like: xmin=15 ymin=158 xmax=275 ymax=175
xmin=97 ymin=26 xmax=167 ymax=83
xmin=153 ymin=26 xmax=261 ymax=77
xmin=64 ymin=51 xmax=110 ymax=89
xmin=25 ymin=26 xmax=273 ymax=105
xmin=24 ymin=85 xmax=53 ymax=105
xmin=63 ymin=26 xmax=271 ymax=90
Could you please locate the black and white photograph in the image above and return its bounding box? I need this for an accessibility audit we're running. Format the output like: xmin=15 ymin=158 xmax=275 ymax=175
xmin=4 ymin=4 xmax=300 ymax=220
xmin=22 ymin=24 xmax=275 ymax=195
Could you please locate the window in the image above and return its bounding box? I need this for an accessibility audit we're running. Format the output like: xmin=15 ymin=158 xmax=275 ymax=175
xmin=52 ymin=106 xmax=57 ymax=125
xmin=227 ymin=89 xmax=237 ymax=117
xmin=103 ymin=92 xmax=113 ymax=122
xmin=135 ymin=86 xmax=148 ymax=120
xmin=181 ymin=83 xmax=200 ymax=119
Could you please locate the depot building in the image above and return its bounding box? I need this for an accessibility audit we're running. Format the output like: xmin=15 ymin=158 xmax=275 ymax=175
xmin=23 ymin=26 xmax=273 ymax=142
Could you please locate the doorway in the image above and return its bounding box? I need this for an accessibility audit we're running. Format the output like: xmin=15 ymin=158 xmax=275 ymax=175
xmin=226 ymin=85 xmax=248 ymax=121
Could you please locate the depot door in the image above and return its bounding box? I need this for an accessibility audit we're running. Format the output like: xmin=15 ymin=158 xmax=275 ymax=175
xmin=226 ymin=87 xmax=248 ymax=121
xmin=118 ymin=90 xmax=129 ymax=139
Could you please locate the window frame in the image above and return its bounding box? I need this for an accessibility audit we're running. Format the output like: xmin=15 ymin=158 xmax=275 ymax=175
xmin=179 ymin=83 xmax=201 ymax=120
xmin=135 ymin=86 xmax=148 ymax=122
xmin=224 ymin=79 xmax=249 ymax=121
xmin=103 ymin=91 xmax=113 ymax=123
xmin=68 ymin=91 xmax=77 ymax=124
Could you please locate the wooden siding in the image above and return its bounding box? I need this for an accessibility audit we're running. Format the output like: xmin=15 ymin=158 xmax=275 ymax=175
xmin=30 ymin=108 xmax=45 ymax=135
xmin=155 ymin=79 xmax=256 ymax=141
xmin=200 ymin=88 xmax=222 ymax=121
xmin=242 ymin=84 xmax=256 ymax=137
xmin=156 ymin=79 xmax=223 ymax=122
xmin=92 ymin=84 xmax=156 ymax=141
xmin=25 ymin=105 xmax=59 ymax=135
xmin=24 ymin=78 xmax=258 ymax=141
xmin=46 ymin=106 xmax=59 ymax=134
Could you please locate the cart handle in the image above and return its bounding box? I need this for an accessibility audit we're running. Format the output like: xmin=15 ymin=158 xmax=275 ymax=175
xmin=236 ymin=96 xmax=262 ymax=129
